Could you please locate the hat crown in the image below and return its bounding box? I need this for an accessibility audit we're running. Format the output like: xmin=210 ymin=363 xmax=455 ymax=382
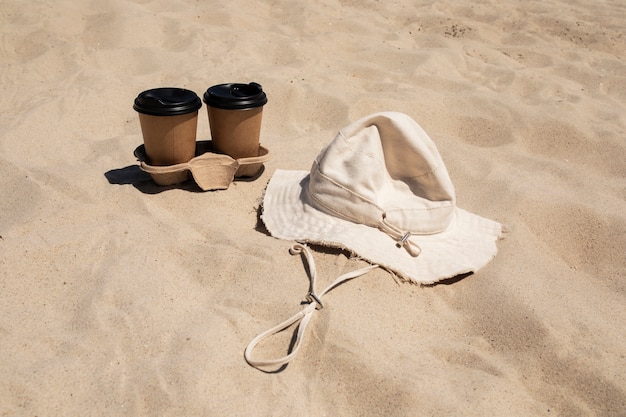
xmin=306 ymin=112 xmax=456 ymax=234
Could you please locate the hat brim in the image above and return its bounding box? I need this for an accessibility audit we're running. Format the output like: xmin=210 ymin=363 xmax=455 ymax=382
xmin=262 ymin=169 xmax=503 ymax=284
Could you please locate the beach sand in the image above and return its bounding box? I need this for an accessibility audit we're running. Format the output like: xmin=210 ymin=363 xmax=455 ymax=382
xmin=1 ymin=0 xmax=625 ymax=415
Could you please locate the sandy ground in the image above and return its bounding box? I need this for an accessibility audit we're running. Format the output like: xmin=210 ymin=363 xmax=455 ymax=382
xmin=1 ymin=0 xmax=625 ymax=415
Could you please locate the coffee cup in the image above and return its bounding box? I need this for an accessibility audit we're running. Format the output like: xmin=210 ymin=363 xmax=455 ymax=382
xmin=203 ymin=82 xmax=268 ymax=160
xmin=134 ymin=88 xmax=202 ymax=170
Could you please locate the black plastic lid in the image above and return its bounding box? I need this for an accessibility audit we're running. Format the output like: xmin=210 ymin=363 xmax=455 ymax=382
xmin=133 ymin=88 xmax=202 ymax=116
xmin=203 ymin=82 xmax=268 ymax=110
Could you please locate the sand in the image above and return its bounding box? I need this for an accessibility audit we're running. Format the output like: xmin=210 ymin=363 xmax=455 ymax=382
xmin=1 ymin=0 xmax=625 ymax=415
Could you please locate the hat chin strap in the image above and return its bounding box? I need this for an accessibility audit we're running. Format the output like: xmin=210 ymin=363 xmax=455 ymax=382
xmin=244 ymin=244 xmax=379 ymax=370
xmin=378 ymin=216 xmax=422 ymax=257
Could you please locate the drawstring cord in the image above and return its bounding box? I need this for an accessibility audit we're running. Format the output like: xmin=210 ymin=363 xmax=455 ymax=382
xmin=244 ymin=243 xmax=379 ymax=370
xmin=378 ymin=216 xmax=422 ymax=257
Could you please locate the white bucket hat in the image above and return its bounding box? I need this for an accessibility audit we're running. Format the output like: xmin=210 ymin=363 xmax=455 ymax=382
xmin=246 ymin=112 xmax=504 ymax=369
xmin=262 ymin=111 xmax=503 ymax=284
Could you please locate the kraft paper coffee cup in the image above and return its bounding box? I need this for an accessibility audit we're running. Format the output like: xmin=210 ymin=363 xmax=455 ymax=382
xmin=134 ymin=88 xmax=202 ymax=169
xmin=203 ymin=82 xmax=268 ymax=160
